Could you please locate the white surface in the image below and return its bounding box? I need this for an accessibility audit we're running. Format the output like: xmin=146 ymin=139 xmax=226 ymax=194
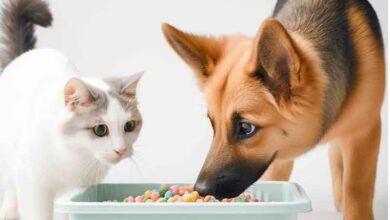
xmin=0 ymin=0 xmax=387 ymax=219
xmin=300 ymin=212 xmax=342 ymax=220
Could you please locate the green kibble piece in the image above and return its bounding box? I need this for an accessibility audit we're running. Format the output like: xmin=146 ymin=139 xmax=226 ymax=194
xmin=159 ymin=188 xmax=169 ymax=197
xmin=234 ymin=198 xmax=249 ymax=203
xmin=208 ymin=199 xmax=216 ymax=203
xmin=158 ymin=198 xmax=168 ymax=203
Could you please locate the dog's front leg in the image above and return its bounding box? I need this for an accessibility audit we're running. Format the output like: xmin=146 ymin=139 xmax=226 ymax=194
xmin=329 ymin=142 xmax=344 ymax=212
xmin=340 ymin=118 xmax=380 ymax=220
xmin=260 ymin=159 xmax=294 ymax=181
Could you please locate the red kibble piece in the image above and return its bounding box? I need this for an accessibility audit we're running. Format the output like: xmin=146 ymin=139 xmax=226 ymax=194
xmin=222 ymin=198 xmax=233 ymax=203
xmin=204 ymin=195 xmax=215 ymax=202
xmin=135 ymin=196 xmax=144 ymax=203
xmin=127 ymin=196 xmax=135 ymax=203
xmin=151 ymin=192 xmax=160 ymax=201
xmin=170 ymin=185 xmax=180 ymax=195
xmin=186 ymin=185 xmax=194 ymax=192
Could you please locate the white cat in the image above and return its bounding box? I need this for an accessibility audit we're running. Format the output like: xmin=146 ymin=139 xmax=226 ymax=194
xmin=0 ymin=0 xmax=143 ymax=219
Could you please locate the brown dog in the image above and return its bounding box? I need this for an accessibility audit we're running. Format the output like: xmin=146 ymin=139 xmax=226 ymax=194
xmin=162 ymin=0 xmax=384 ymax=219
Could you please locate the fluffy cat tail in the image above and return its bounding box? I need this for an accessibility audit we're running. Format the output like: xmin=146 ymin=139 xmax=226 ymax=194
xmin=0 ymin=0 xmax=52 ymax=70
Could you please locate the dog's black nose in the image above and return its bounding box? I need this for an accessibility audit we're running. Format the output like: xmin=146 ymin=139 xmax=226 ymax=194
xmin=194 ymin=175 xmax=243 ymax=200
xmin=194 ymin=180 xmax=215 ymax=197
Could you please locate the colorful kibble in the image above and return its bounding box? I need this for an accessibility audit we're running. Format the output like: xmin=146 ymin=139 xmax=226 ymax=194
xmin=186 ymin=185 xmax=194 ymax=192
xmin=179 ymin=189 xmax=186 ymax=196
xmin=164 ymin=190 xmax=174 ymax=199
xmin=204 ymin=195 xmax=214 ymax=202
xmin=159 ymin=188 xmax=169 ymax=197
xmin=157 ymin=198 xmax=168 ymax=203
xmin=221 ymin=198 xmax=232 ymax=203
xmin=135 ymin=196 xmax=144 ymax=203
xmin=191 ymin=191 xmax=199 ymax=199
xmin=173 ymin=195 xmax=181 ymax=202
xmin=183 ymin=195 xmax=192 ymax=202
xmin=104 ymin=185 xmax=263 ymax=203
xmin=167 ymin=196 xmax=177 ymax=203
xmin=170 ymin=185 xmax=180 ymax=195
xmin=144 ymin=190 xmax=152 ymax=200
xmin=126 ymin=196 xmax=135 ymax=203
xmin=234 ymin=197 xmax=249 ymax=203
xmin=151 ymin=191 xmax=160 ymax=201
xmin=183 ymin=191 xmax=199 ymax=202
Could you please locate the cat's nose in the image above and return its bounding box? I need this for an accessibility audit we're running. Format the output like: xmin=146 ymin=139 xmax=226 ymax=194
xmin=114 ymin=148 xmax=127 ymax=157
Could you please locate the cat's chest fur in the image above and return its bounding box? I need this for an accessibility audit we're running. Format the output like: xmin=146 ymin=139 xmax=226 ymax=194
xmin=0 ymin=49 xmax=110 ymax=190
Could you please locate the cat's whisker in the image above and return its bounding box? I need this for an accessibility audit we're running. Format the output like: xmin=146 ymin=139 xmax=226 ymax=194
xmin=74 ymin=159 xmax=95 ymax=186
xmin=78 ymin=161 xmax=95 ymax=186
xmin=78 ymin=159 xmax=102 ymax=187
xmin=129 ymin=157 xmax=144 ymax=179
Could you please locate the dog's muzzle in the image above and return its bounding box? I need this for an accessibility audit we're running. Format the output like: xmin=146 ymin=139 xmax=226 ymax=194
xmin=194 ymin=153 xmax=276 ymax=200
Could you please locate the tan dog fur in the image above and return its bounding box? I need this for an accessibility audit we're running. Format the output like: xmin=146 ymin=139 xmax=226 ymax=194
xmin=162 ymin=0 xmax=384 ymax=219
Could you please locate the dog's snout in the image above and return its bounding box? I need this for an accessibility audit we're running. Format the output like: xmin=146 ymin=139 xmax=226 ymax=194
xmin=195 ymin=173 xmax=243 ymax=200
xmin=194 ymin=180 xmax=215 ymax=197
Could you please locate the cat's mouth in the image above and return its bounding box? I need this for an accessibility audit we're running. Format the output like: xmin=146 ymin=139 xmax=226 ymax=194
xmin=96 ymin=151 xmax=124 ymax=165
xmin=96 ymin=147 xmax=133 ymax=165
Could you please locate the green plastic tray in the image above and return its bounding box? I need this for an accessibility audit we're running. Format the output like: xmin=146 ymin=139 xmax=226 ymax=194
xmin=55 ymin=181 xmax=311 ymax=220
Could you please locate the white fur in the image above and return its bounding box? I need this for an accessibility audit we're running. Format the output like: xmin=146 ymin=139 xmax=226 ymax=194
xmin=0 ymin=48 xmax=141 ymax=220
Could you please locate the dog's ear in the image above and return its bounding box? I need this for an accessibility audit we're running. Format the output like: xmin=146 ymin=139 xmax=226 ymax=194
xmin=162 ymin=23 xmax=223 ymax=87
xmin=251 ymin=19 xmax=301 ymax=103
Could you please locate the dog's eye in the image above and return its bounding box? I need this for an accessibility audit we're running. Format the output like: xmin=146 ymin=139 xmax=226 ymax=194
xmin=236 ymin=121 xmax=257 ymax=140
xmin=93 ymin=124 xmax=109 ymax=137
xmin=124 ymin=120 xmax=136 ymax=132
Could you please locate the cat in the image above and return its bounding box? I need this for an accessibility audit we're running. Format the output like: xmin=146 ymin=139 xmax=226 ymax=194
xmin=0 ymin=0 xmax=143 ymax=219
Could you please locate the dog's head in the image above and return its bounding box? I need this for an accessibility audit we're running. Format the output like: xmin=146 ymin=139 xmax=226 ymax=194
xmin=162 ymin=19 xmax=325 ymax=199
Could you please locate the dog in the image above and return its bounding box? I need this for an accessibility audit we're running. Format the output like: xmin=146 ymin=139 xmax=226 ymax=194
xmin=162 ymin=0 xmax=384 ymax=219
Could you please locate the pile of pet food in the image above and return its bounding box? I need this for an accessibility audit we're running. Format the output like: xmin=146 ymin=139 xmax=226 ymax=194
xmin=104 ymin=184 xmax=263 ymax=203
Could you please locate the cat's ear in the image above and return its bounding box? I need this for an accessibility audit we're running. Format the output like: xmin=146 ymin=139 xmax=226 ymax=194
xmin=121 ymin=72 xmax=143 ymax=98
xmin=64 ymin=78 xmax=95 ymax=111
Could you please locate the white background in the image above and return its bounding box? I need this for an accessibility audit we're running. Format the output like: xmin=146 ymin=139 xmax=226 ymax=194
xmin=1 ymin=0 xmax=388 ymax=219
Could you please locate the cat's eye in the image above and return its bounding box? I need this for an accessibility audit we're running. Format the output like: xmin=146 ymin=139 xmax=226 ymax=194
xmin=124 ymin=120 xmax=136 ymax=132
xmin=93 ymin=124 xmax=109 ymax=137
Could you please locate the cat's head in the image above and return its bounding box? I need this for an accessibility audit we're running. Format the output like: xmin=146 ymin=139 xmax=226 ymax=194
xmin=61 ymin=73 xmax=143 ymax=166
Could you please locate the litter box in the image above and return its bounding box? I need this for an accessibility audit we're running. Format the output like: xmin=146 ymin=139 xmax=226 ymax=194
xmin=55 ymin=181 xmax=311 ymax=220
